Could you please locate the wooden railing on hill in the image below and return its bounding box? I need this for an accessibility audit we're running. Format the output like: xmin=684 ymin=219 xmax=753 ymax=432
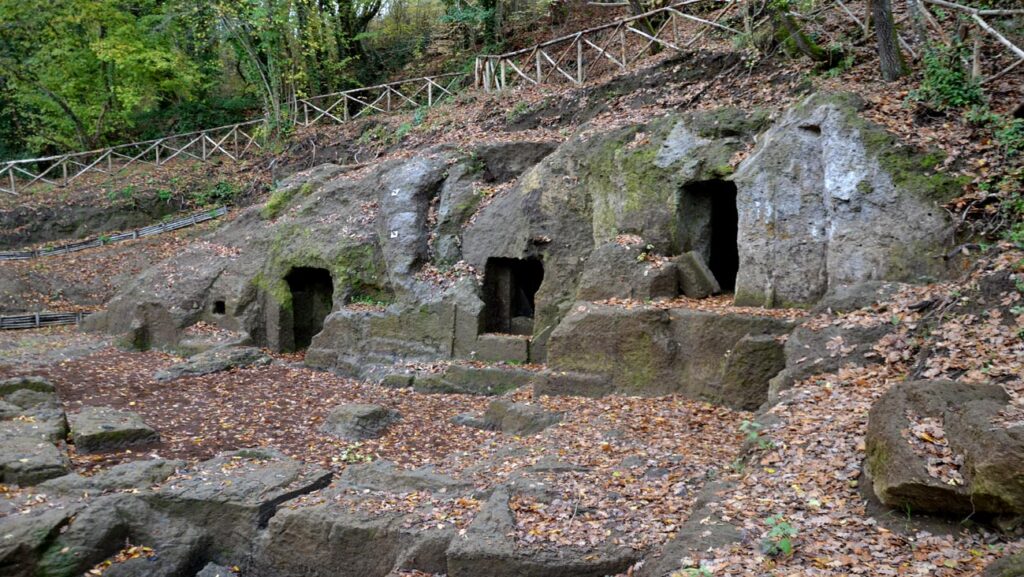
xmin=0 ymin=74 xmax=467 ymax=196
xmin=475 ymin=0 xmax=740 ymax=92
xmin=0 ymin=206 xmax=227 ymax=261
xmin=3 ymin=0 xmax=1020 ymax=197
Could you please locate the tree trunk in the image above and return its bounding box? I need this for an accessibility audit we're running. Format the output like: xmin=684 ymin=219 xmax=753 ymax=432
xmin=872 ymin=0 xmax=907 ymax=80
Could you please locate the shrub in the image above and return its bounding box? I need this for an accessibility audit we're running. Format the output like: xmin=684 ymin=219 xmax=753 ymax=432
xmin=761 ymin=515 xmax=797 ymax=557
xmin=910 ymin=46 xmax=984 ymax=110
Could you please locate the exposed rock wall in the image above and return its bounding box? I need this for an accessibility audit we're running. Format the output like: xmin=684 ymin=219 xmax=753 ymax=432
xmin=733 ymin=94 xmax=961 ymax=307
xmin=87 ymin=93 xmax=959 ymax=403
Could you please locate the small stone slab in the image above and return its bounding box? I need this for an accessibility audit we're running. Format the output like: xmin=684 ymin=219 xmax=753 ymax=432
xmin=484 ymin=400 xmax=562 ymax=435
xmin=0 ymin=435 xmax=70 ymax=485
xmin=39 ymin=459 xmax=182 ymax=494
xmin=320 ymin=404 xmax=399 ymax=440
xmin=0 ymin=376 xmax=55 ymax=396
xmin=413 ymin=365 xmax=534 ymax=396
xmin=674 ymin=251 xmax=721 ymax=298
xmin=379 ymin=373 xmax=414 ymax=389
xmin=154 ymin=346 xmax=271 ymax=382
xmin=70 ymin=407 xmax=159 ymax=453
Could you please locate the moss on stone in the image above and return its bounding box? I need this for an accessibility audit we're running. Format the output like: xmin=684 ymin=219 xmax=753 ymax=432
xmin=262 ymin=182 xmax=314 ymax=220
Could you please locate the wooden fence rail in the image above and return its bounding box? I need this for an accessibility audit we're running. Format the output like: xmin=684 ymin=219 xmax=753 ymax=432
xmin=0 ymin=311 xmax=92 ymax=330
xmin=475 ymin=0 xmax=740 ymax=92
xmin=0 ymin=73 xmax=468 ymax=196
xmin=0 ymin=206 xmax=228 ymax=261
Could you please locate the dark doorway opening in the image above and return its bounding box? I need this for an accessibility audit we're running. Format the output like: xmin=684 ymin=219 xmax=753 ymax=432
xmin=285 ymin=267 xmax=334 ymax=350
xmin=679 ymin=180 xmax=739 ymax=292
xmin=213 ymin=300 xmax=226 ymax=315
xmin=482 ymin=257 xmax=544 ymax=335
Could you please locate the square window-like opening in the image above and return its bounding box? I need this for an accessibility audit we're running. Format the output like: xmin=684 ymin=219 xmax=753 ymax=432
xmin=213 ymin=300 xmax=226 ymax=315
xmin=482 ymin=257 xmax=544 ymax=335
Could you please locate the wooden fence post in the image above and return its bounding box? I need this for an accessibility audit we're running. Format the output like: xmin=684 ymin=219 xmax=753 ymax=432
xmin=577 ymin=36 xmax=584 ymax=85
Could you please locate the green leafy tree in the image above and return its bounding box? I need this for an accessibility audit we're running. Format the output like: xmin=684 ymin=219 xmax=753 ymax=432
xmin=0 ymin=0 xmax=203 ymax=153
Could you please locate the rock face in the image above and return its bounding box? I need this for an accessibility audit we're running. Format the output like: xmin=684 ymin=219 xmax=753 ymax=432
xmin=545 ymin=303 xmax=793 ymax=409
xmin=410 ymin=364 xmax=535 ymax=396
xmin=154 ymin=346 xmax=271 ymax=382
xmin=733 ymin=94 xmax=960 ymax=307
xmin=69 ymin=407 xmax=159 ymax=453
xmin=576 ymin=242 xmax=678 ymax=302
xmin=320 ymin=404 xmax=400 ymax=440
xmin=151 ymin=448 xmax=332 ymax=566
xmin=865 ymin=380 xmax=1024 ymax=518
xmin=447 ymin=488 xmax=638 ymax=577
xmin=86 ymin=93 xmax=957 ymax=406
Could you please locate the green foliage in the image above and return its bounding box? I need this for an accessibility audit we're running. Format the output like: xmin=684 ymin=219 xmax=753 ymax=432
xmin=740 ymin=420 xmax=774 ymax=450
xmin=107 ymin=185 xmax=138 ymax=203
xmin=192 ymin=180 xmax=239 ymax=207
xmin=0 ymin=0 xmax=204 ymax=153
xmin=338 ymin=442 xmax=374 ymax=464
xmin=761 ymin=515 xmax=797 ymax=557
xmin=910 ymin=46 xmax=984 ymax=110
xmin=994 ymin=119 xmax=1024 ymax=157
xmin=505 ymin=101 xmax=531 ymax=124
xmin=822 ymin=52 xmax=855 ymax=78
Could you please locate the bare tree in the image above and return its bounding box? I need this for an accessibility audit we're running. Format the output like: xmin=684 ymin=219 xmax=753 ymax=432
xmin=872 ymin=0 xmax=907 ymax=80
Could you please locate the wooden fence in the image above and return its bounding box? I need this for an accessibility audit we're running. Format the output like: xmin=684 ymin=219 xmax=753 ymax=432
xmin=296 ymin=74 xmax=466 ymax=126
xmin=0 ymin=311 xmax=92 ymax=330
xmin=0 ymin=206 xmax=227 ymax=261
xmin=475 ymin=0 xmax=740 ymax=92
xmin=0 ymin=74 xmax=468 ymax=196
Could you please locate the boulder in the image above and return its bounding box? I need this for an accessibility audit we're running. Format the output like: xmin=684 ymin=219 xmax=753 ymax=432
xmin=0 ymin=418 xmax=70 ymax=485
xmin=532 ymin=370 xmax=614 ymax=398
xmin=812 ymin=281 xmax=904 ymax=313
xmin=34 ymin=493 xmax=205 ymax=577
xmin=482 ymin=399 xmax=562 ymax=435
xmin=768 ymin=320 xmax=892 ymax=401
xmin=673 ymin=251 xmax=721 ymax=299
xmin=0 ymin=506 xmax=86 ymax=577
xmin=149 ymin=448 xmax=332 ymax=566
xmin=252 ymin=493 xmax=453 ymax=577
xmin=69 ymin=407 xmax=159 ymax=453
xmin=339 ymin=460 xmax=473 ymax=495
xmin=865 ymin=380 xmax=1024 ymax=518
xmin=154 ymin=346 xmax=271 ymax=381
xmin=320 ymin=404 xmax=400 ymax=440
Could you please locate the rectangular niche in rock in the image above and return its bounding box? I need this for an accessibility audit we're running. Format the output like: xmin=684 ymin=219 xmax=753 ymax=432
xmin=482 ymin=257 xmax=544 ymax=335
xmin=285 ymin=267 xmax=334 ymax=350
xmin=679 ymin=179 xmax=739 ymax=292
